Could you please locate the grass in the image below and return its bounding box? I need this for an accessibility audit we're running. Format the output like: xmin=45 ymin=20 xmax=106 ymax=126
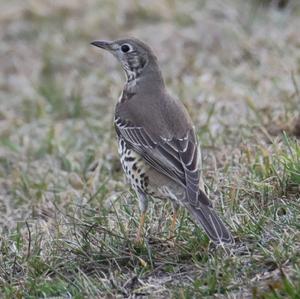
xmin=0 ymin=0 xmax=300 ymax=298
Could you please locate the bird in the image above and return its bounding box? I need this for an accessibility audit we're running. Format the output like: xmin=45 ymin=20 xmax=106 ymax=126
xmin=91 ymin=38 xmax=234 ymax=245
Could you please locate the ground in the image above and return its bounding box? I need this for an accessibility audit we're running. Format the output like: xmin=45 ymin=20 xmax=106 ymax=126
xmin=0 ymin=0 xmax=300 ymax=298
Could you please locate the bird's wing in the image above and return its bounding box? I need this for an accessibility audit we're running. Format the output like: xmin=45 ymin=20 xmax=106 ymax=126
xmin=114 ymin=117 xmax=211 ymax=207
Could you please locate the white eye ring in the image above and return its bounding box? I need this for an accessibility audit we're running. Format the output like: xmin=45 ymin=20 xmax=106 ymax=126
xmin=120 ymin=44 xmax=132 ymax=53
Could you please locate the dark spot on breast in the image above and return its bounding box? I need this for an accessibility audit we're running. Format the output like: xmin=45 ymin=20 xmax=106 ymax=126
xmin=140 ymin=173 xmax=145 ymax=178
xmin=132 ymin=163 xmax=137 ymax=171
xmin=135 ymin=178 xmax=138 ymax=183
xmin=125 ymin=156 xmax=135 ymax=162
xmin=144 ymin=176 xmax=149 ymax=187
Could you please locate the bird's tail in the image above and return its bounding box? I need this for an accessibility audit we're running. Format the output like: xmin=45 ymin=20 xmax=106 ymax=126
xmin=186 ymin=191 xmax=234 ymax=245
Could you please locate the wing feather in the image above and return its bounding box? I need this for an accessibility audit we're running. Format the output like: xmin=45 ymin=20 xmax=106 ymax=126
xmin=115 ymin=118 xmax=208 ymax=207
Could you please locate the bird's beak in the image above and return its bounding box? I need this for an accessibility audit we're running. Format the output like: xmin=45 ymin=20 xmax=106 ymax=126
xmin=90 ymin=40 xmax=113 ymax=51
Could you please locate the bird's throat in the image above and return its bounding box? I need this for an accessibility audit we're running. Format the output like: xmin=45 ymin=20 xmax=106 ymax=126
xmin=119 ymin=66 xmax=164 ymax=103
xmin=118 ymin=79 xmax=137 ymax=103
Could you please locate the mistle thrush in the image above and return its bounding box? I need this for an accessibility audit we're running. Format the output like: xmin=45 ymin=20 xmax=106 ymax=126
xmin=91 ymin=38 xmax=234 ymax=244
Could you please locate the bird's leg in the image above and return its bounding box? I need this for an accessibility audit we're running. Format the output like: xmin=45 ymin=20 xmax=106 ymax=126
xmin=136 ymin=212 xmax=146 ymax=243
xmin=135 ymin=191 xmax=148 ymax=243
xmin=169 ymin=202 xmax=179 ymax=239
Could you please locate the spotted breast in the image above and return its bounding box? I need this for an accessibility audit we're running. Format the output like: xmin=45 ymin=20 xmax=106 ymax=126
xmin=118 ymin=138 xmax=150 ymax=194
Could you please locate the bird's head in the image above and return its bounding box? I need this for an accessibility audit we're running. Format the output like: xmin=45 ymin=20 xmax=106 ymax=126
xmin=91 ymin=38 xmax=158 ymax=81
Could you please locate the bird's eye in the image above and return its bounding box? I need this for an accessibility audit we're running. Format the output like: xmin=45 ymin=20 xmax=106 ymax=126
xmin=121 ymin=44 xmax=131 ymax=53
